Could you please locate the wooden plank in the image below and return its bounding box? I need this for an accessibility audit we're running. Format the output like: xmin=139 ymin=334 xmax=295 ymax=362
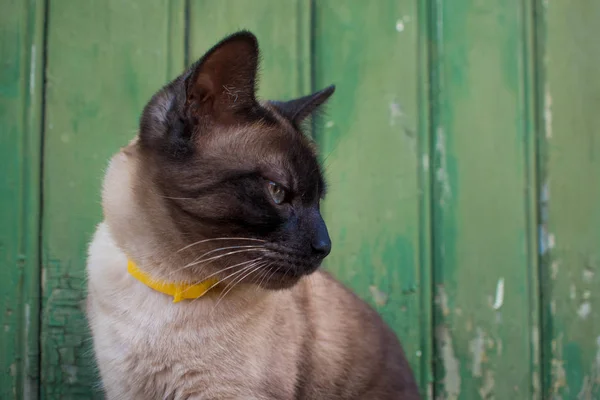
xmin=430 ymin=1 xmax=539 ymax=398
xmin=312 ymin=0 xmax=430 ymax=394
xmin=0 ymin=0 xmax=44 ymax=398
xmin=538 ymin=1 xmax=600 ymax=397
xmin=41 ymin=1 xmax=184 ymax=398
xmin=188 ymin=0 xmax=311 ymax=101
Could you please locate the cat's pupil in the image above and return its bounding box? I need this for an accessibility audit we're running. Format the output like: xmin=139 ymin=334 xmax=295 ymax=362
xmin=268 ymin=181 xmax=286 ymax=204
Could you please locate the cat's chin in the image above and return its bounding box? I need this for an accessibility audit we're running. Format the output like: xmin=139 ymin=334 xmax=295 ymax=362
xmin=256 ymin=263 xmax=321 ymax=290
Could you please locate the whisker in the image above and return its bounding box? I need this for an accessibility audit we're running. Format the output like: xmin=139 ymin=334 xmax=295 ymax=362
xmin=255 ymin=263 xmax=272 ymax=288
xmin=168 ymin=246 xmax=266 ymax=278
xmin=177 ymin=237 xmax=266 ymax=253
xmin=188 ymin=261 xmax=261 ymax=306
xmin=189 ymin=245 xmax=264 ymax=264
xmin=180 ymin=248 xmax=269 ymax=271
xmin=179 ymin=257 xmax=263 ymax=294
xmin=211 ymin=262 xmax=266 ymax=313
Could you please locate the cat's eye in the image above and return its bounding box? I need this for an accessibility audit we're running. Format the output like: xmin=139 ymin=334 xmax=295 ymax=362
xmin=267 ymin=181 xmax=287 ymax=205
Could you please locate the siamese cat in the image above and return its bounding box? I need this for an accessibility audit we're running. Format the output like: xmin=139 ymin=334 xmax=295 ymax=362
xmin=86 ymin=31 xmax=420 ymax=399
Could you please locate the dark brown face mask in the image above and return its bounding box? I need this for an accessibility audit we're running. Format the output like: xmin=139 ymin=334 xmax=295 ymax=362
xmin=136 ymin=30 xmax=335 ymax=288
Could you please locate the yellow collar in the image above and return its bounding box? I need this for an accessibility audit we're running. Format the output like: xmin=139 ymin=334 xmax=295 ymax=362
xmin=127 ymin=260 xmax=219 ymax=303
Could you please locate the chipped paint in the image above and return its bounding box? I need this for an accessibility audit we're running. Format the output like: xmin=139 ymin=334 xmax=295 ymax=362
xmin=389 ymin=101 xmax=403 ymax=126
xmin=437 ymin=325 xmax=461 ymax=399
xmin=395 ymin=20 xmax=405 ymax=32
xmin=436 ymin=285 xmax=450 ymax=317
xmin=583 ymin=268 xmax=594 ymax=283
xmin=548 ymin=233 xmax=556 ymax=249
xmin=325 ymin=121 xmax=334 ymax=128
xmin=583 ymin=290 xmax=591 ymax=300
xmin=551 ymin=261 xmax=560 ymax=280
xmin=435 ymin=127 xmax=451 ymax=206
xmin=577 ymin=301 xmax=591 ymax=319
xmin=545 ymin=84 xmax=553 ymax=138
xmin=469 ymin=327 xmax=485 ymax=377
xmin=492 ymin=277 xmax=504 ymax=310
xmin=478 ymin=370 xmax=495 ymax=399
xmin=552 ymin=334 xmax=567 ymax=394
xmin=369 ymin=285 xmax=388 ymax=306
xmin=422 ymin=154 xmax=430 ymax=172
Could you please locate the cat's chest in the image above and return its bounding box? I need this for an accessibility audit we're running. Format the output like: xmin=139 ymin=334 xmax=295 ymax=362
xmin=92 ymin=298 xmax=297 ymax=399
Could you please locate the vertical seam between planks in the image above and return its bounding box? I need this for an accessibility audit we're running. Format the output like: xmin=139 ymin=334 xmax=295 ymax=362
xmin=531 ymin=0 xmax=550 ymax=396
xmin=428 ymin=0 xmax=444 ymax=397
xmin=184 ymin=0 xmax=190 ymax=67
xmin=520 ymin=0 xmax=543 ymax=397
xmin=417 ymin=0 xmax=434 ymax=397
xmin=307 ymin=0 xmax=316 ymax=139
xmin=37 ymin=0 xmax=50 ymax=397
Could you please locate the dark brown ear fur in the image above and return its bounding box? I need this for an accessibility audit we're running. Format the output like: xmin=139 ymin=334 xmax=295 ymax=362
xmin=185 ymin=31 xmax=259 ymax=124
xmin=270 ymin=85 xmax=335 ymax=127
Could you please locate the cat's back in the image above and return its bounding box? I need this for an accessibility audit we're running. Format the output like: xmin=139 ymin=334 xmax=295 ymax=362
xmin=294 ymin=271 xmax=420 ymax=399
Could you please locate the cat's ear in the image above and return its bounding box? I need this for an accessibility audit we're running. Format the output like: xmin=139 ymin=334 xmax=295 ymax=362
xmin=185 ymin=31 xmax=259 ymax=123
xmin=270 ymin=85 xmax=335 ymax=125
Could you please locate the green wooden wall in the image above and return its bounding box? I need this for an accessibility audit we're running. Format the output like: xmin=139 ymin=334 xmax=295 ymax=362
xmin=1 ymin=0 xmax=599 ymax=399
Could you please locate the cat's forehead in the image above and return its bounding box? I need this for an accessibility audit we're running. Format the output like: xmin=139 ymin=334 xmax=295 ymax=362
xmin=197 ymin=118 xmax=322 ymax=187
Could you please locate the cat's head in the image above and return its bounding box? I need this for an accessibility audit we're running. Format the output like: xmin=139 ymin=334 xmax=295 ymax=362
xmin=104 ymin=31 xmax=334 ymax=290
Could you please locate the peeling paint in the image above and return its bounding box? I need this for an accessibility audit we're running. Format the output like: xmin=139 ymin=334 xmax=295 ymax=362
xmin=478 ymin=370 xmax=495 ymax=399
xmin=325 ymin=120 xmax=334 ymax=128
xmin=583 ymin=290 xmax=591 ymax=300
xmin=422 ymin=154 xmax=430 ymax=172
xmin=395 ymin=20 xmax=405 ymax=32
xmin=436 ymin=325 xmax=461 ymax=400
xmin=435 ymin=127 xmax=452 ymax=206
xmin=532 ymin=327 xmax=540 ymax=366
xmin=551 ymin=261 xmax=560 ymax=280
xmin=552 ymin=334 xmax=567 ymax=394
xmin=577 ymin=301 xmax=591 ymax=319
xmin=369 ymin=285 xmax=388 ymax=306
xmin=469 ymin=327 xmax=485 ymax=377
xmin=583 ymin=268 xmax=595 ymax=283
xmin=548 ymin=233 xmax=556 ymax=249
xmin=388 ymin=101 xmax=404 ymax=129
xmin=492 ymin=278 xmax=504 ymax=310
xmin=436 ymin=285 xmax=450 ymax=317
xmin=545 ymin=84 xmax=553 ymax=138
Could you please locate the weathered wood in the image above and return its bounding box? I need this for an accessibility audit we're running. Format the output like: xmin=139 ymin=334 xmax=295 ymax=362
xmin=430 ymin=1 xmax=540 ymax=398
xmin=538 ymin=0 xmax=600 ymax=397
xmin=312 ymin=1 xmax=431 ymax=395
xmin=0 ymin=0 xmax=44 ymax=398
xmin=41 ymin=1 xmax=184 ymax=398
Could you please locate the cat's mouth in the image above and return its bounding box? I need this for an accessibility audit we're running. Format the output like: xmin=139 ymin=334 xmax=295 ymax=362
xmin=257 ymin=246 xmax=323 ymax=288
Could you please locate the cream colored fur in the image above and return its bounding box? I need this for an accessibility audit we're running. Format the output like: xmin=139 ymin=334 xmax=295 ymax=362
xmin=87 ymin=143 xmax=396 ymax=399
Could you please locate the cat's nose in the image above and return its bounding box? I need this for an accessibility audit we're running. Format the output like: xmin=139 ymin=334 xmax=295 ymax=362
xmin=311 ymin=214 xmax=331 ymax=257
xmin=312 ymin=236 xmax=331 ymax=257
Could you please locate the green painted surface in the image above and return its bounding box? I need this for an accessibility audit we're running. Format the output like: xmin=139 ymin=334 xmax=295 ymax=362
xmin=188 ymin=0 xmax=311 ymax=101
xmin=0 ymin=1 xmax=598 ymax=399
xmin=430 ymin=1 xmax=539 ymax=398
xmin=0 ymin=0 xmax=44 ymax=398
xmin=312 ymin=0 xmax=431 ymax=394
xmin=41 ymin=1 xmax=184 ymax=398
xmin=537 ymin=1 xmax=600 ymax=398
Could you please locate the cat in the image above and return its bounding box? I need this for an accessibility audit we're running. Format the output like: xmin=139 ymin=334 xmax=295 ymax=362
xmin=86 ymin=31 xmax=420 ymax=399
